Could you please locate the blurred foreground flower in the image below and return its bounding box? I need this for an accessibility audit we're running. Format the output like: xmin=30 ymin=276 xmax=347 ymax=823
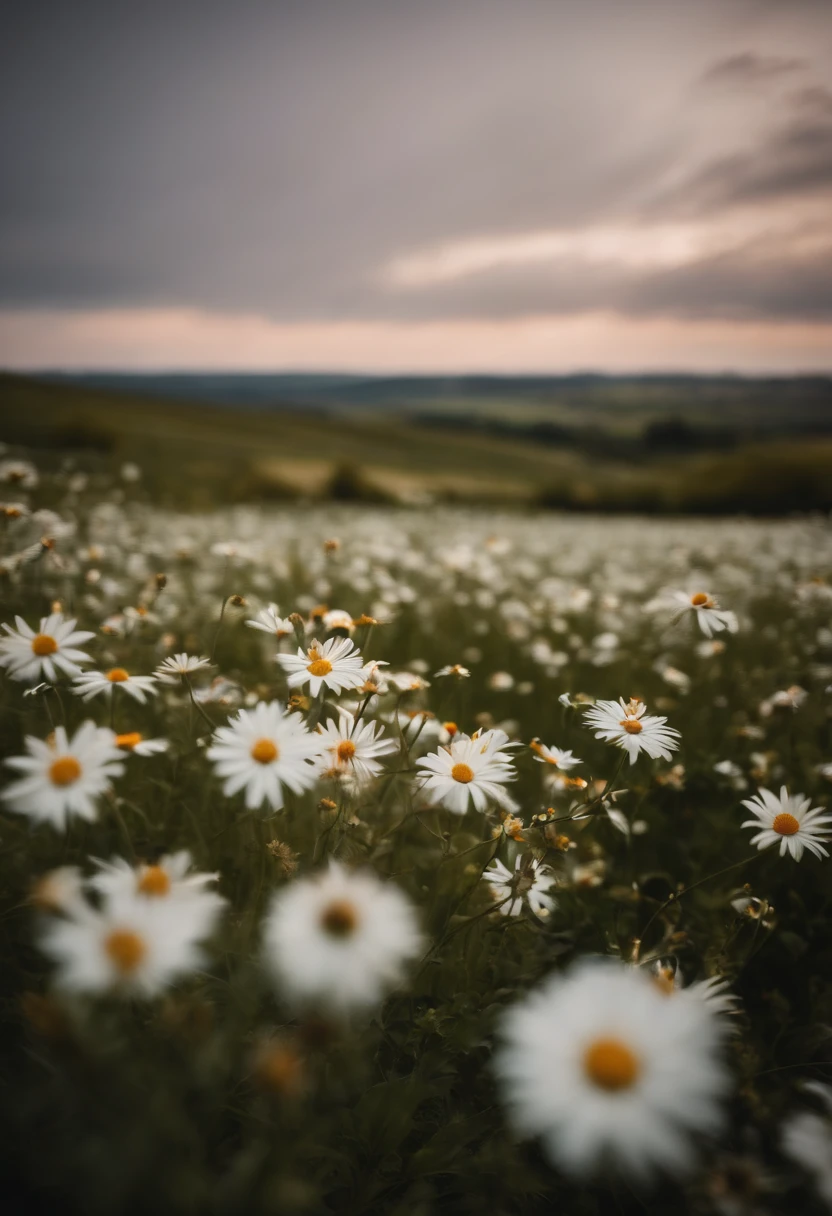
xmin=494 ymin=960 xmax=728 ymax=1180
xmin=262 ymin=862 xmax=422 ymax=1012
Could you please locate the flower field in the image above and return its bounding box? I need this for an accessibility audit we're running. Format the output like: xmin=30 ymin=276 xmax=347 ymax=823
xmin=2 ymin=457 xmax=832 ymax=1214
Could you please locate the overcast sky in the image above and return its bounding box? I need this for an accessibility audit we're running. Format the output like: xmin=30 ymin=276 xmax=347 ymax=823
xmin=1 ymin=0 xmax=831 ymax=371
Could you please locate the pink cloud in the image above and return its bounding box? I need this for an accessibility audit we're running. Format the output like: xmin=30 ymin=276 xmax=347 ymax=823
xmin=1 ymin=307 xmax=831 ymax=373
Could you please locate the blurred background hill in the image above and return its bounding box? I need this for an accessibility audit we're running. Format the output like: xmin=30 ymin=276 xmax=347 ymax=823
xmin=2 ymin=372 xmax=830 ymax=514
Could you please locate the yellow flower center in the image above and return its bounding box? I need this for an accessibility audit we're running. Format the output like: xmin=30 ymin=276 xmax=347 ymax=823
xmin=583 ymin=1037 xmax=641 ymax=1091
xmin=690 ymin=592 xmax=711 ymax=607
xmin=116 ymin=731 xmax=143 ymax=750
xmin=137 ymin=865 xmax=171 ymax=897
xmin=772 ymin=812 xmax=800 ymax=836
xmin=619 ymin=719 xmax=643 ymax=734
xmin=320 ymin=899 xmax=359 ymax=938
xmin=49 ymin=756 xmax=82 ymax=786
xmin=251 ymin=738 xmax=279 ymax=764
xmin=107 ymin=667 xmax=130 ymax=682
xmin=104 ymin=929 xmax=147 ymax=975
xmin=31 ymin=633 xmax=58 ymax=656
xmin=307 ymin=658 xmax=333 ymax=678
xmin=451 ymin=762 xmax=475 ymax=784
xmin=336 ymin=740 xmax=356 ymax=763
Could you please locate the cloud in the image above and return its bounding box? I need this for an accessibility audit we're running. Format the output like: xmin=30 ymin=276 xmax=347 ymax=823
xmin=699 ymin=52 xmax=806 ymax=86
xmin=0 ymin=0 xmax=831 ymax=367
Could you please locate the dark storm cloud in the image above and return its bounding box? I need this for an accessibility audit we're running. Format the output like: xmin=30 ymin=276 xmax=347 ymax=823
xmin=1 ymin=0 xmax=831 ymax=326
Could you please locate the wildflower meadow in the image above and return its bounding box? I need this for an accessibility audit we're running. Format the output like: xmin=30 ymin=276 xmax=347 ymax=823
xmin=2 ymin=455 xmax=832 ymax=1214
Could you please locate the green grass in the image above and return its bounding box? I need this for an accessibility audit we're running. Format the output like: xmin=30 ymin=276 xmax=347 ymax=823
xmin=2 ymin=372 xmax=831 ymax=513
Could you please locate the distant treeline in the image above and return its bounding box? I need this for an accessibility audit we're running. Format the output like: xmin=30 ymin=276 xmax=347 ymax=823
xmin=408 ymin=412 xmax=832 ymax=456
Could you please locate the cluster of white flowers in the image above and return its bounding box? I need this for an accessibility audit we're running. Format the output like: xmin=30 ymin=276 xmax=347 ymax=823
xmin=2 ymin=475 xmax=832 ymax=1198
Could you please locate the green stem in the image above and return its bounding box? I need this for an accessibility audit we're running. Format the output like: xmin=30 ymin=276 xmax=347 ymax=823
xmin=635 ymin=854 xmax=759 ymax=960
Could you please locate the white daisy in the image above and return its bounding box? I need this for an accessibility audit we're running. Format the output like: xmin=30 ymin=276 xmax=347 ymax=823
xmin=669 ymin=590 xmax=738 ymax=637
xmin=114 ymin=732 xmax=169 ymax=757
xmin=782 ymin=1084 xmax=832 ymax=1208
xmin=317 ymin=709 xmax=397 ymax=782
xmin=206 ymin=700 xmax=325 ymax=811
xmin=741 ymin=786 xmax=832 ymax=861
xmin=71 ymin=667 xmax=158 ymax=704
xmin=434 ymin=664 xmax=471 ymax=679
xmin=0 ymin=459 xmax=38 ymax=489
xmin=322 ymin=608 xmax=354 ymax=632
xmin=494 ymin=960 xmax=728 ymax=1180
xmin=483 ymin=855 xmax=558 ymax=919
xmin=530 ymin=739 xmax=582 ymax=770
xmin=245 ymin=604 xmax=296 ymax=641
xmin=647 ymin=960 xmax=739 ymax=1030
xmin=154 ymin=652 xmax=212 ymax=683
xmin=261 ymin=861 xmax=422 ymax=1012
xmin=39 ymin=890 xmax=221 ymax=998
xmin=276 ymin=636 xmax=365 ymax=697
xmin=89 ymin=850 xmax=223 ymax=916
xmin=0 ymin=612 xmax=94 ymax=684
xmin=3 ymin=722 xmax=124 ymax=829
xmin=416 ymin=730 xmax=518 ymax=815
xmin=582 ymin=697 xmax=681 ymax=766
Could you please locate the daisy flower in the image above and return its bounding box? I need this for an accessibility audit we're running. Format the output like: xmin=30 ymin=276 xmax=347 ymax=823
xmin=416 ymin=731 xmax=517 ymax=814
xmin=583 ymin=697 xmax=680 ymax=766
xmin=3 ymin=722 xmax=124 ymax=829
xmin=262 ymin=861 xmax=422 ymax=1012
xmin=0 ymin=612 xmax=94 ymax=684
xmin=206 ymin=700 xmax=325 ymax=811
xmin=0 ymin=459 xmax=38 ymax=489
xmin=434 ymin=664 xmax=471 ymax=679
xmin=741 ymin=786 xmax=832 ymax=861
xmin=322 ymin=608 xmax=354 ymax=632
xmin=89 ymin=850 xmax=223 ymax=916
xmin=483 ymin=855 xmax=558 ymax=919
xmin=245 ymin=604 xmax=296 ymax=641
xmin=647 ymin=960 xmax=739 ymax=1030
xmin=71 ymin=667 xmax=158 ymax=704
xmin=317 ymin=709 xmax=397 ymax=782
xmin=154 ymin=652 xmax=212 ymax=683
xmin=668 ymin=590 xmax=738 ymax=637
xmin=782 ymin=1084 xmax=832 ymax=1208
xmin=530 ymin=739 xmax=582 ymax=770
xmin=277 ymin=636 xmax=365 ymax=697
xmin=39 ymin=889 xmax=221 ymax=998
xmin=494 ymin=960 xmax=728 ymax=1180
xmin=114 ymin=732 xmax=169 ymax=757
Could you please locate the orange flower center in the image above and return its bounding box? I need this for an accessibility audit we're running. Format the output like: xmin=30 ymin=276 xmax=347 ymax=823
xmin=451 ymin=762 xmax=474 ymax=784
xmin=583 ymin=1037 xmax=641 ymax=1091
xmin=620 ymin=719 xmax=643 ymax=734
xmin=772 ymin=812 xmax=800 ymax=836
xmin=116 ymin=732 xmax=143 ymax=751
xmin=137 ymin=865 xmax=171 ymax=897
xmin=107 ymin=667 xmax=130 ymax=682
xmin=336 ymin=740 xmax=356 ymax=763
xmin=320 ymin=899 xmax=359 ymax=937
xmin=690 ymin=592 xmax=711 ymax=607
xmin=31 ymin=633 xmax=58 ymax=656
xmin=251 ymin=738 xmax=278 ymax=764
xmin=307 ymin=658 xmax=333 ymax=678
xmin=48 ymin=756 xmax=82 ymax=786
xmin=104 ymin=929 xmax=147 ymax=974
